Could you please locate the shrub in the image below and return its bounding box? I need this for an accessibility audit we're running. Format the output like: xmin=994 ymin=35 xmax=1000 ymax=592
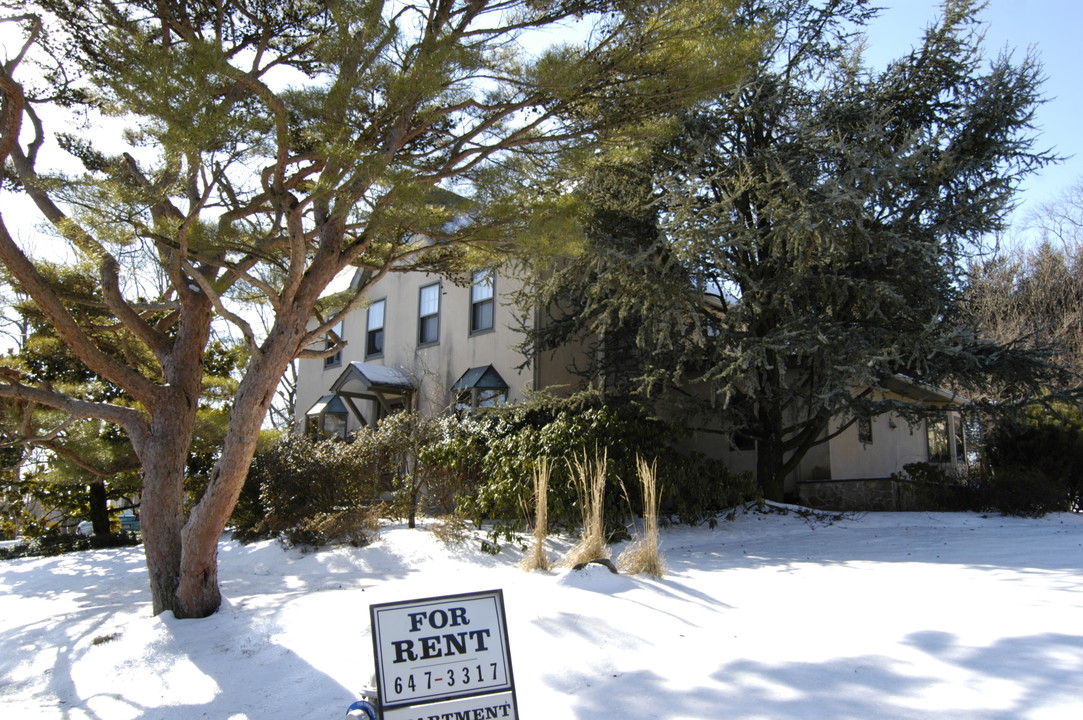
xmin=618 ymin=456 xmax=665 ymax=577
xmin=234 ymin=398 xmax=762 ymax=549
xmin=520 ymin=457 xmax=553 ymax=572
xmin=429 ymin=514 xmax=473 ymax=547
xmin=974 ymin=465 xmax=1070 ymax=518
xmin=0 ymin=531 xmax=140 ymax=560
xmin=460 ymin=400 xmax=665 ymax=537
xmin=279 ymin=507 xmax=383 ymax=551
xmin=893 ymin=462 xmax=978 ymax=512
xmin=234 ymin=433 xmax=389 ymax=542
xmin=456 ymin=395 xmax=760 ymax=545
xmin=895 ymin=457 xmax=1071 ymax=518
xmin=235 ymin=413 xmax=491 ymax=543
xmin=657 ymin=451 xmax=759 ymax=525
xmin=560 ymin=451 xmax=610 ymax=568
xmin=984 ymin=404 xmax=1082 ymax=513
xmin=381 ymin=413 xmax=492 ymax=528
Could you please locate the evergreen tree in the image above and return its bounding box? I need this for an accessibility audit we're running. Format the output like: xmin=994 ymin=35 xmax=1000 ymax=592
xmin=0 ymin=265 xmax=241 ymax=536
xmin=528 ymin=0 xmax=1069 ymax=501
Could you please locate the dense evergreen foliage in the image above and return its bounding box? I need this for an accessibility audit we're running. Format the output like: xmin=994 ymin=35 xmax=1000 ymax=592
xmin=524 ymin=0 xmax=1070 ymax=501
xmin=984 ymin=403 xmax=1083 ymax=514
xmin=234 ymin=396 xmax=758 ymax=551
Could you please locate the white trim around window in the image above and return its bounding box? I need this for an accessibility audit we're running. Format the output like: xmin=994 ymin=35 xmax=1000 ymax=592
xmin=366 ymin=299 xmax=385 ymax=358
xmin=418 ymin=282 xmax=441 ymax=346
xmin=469 ymin=270 xmax=495 ymax=335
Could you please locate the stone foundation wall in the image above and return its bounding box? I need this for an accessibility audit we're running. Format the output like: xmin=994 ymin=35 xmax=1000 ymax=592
xmin=798 ymin=477 xmax=921 ymax=511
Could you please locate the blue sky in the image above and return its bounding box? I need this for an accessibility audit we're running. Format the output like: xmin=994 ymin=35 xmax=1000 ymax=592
xmin=864 ymin=1 xmax=1082 ymax=235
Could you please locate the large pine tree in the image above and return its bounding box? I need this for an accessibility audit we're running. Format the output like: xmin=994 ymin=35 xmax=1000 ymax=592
xmin=526 ymin=0 xmax=1069 ymax=501
xmin=0 ymin=0 xmax=760 ymax=617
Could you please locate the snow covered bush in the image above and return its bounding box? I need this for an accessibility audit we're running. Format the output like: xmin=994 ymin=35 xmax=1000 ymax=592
xmin=278 ymin=507 xmax=383 ymax=551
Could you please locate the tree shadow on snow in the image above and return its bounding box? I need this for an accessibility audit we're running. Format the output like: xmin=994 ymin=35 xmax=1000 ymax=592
xmin=562 ymin=629 xmax=1083 ymax=719
xmin=659 ymin=513 xmax=1083 ymax=578
xmin=27 ymin=596 xmax=362 ymax=720
xmin=0 ymin=540 xmax=377 ymax=720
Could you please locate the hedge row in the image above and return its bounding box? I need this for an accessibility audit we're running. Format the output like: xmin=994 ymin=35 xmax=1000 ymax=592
xmin=233 ymin=396 xmax=759 ymax=547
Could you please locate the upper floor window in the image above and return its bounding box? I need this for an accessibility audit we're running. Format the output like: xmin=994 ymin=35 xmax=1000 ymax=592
xmin=470 ymin=270 xmax=495 ymax=334
xmin=418 ymin=282 xmax=440 ymax=345
xmin=366 ymin=299 xmax=385 ymax=357
xmin=323 ymin=320 xmax=343 ymax=368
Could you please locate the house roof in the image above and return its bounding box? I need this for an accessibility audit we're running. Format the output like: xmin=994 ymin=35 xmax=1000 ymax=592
xmin=452 ymin=365 xmax=509 ymax=392
xmin=883 ymin=375 xmax=964 ymax=405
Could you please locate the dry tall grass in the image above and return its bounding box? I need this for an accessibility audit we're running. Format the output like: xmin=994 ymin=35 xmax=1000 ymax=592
xmin=561 ymin=450 xmax=610 ymax=568
xmin=521 ymin=457 xmax=552 ymax=572
xmin=618 ymin=456 xmax=665 ymax=577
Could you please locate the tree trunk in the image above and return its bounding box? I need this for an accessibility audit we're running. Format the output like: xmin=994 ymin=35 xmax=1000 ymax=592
xmin=139 ymin=424 xmax=194 ymax=616
xmin=757 ymin=433 xmax=787 ymax=503
xmin=756 ymin=387 xmax=788 ymax=503
xmin=139 ymin=298 xmax=213 ymax=617
xmin=89 ymin=480 xmax=110 ymax=535
xmin=174 ymin=323 xmax=306 ymax=618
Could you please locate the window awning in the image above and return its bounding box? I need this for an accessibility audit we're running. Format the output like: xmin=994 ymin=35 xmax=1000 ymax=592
xmin=305 ymin=394 xmax=347 ymax=416
xmin=452 ymin=365 xmax=509 ymax=392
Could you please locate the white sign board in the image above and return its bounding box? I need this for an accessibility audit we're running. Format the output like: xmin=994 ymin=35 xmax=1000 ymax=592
xmin=380 ymin=691 xmax=516 ymax=720
xmin=370 ymin=590 xmax=518 ymax=719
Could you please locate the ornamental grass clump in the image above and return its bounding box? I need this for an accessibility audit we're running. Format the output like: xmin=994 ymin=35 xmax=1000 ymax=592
xmin=520 ymin=457 xmax=553 ymax=572
xmin=561 ymin=450 xmax=609 ymax=568
xmin=618 ymin=456 xmax=665 ymax=577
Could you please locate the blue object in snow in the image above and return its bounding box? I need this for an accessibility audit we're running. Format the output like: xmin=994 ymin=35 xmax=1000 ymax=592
xmin=345 ymin=699 xmax=379 ymax=720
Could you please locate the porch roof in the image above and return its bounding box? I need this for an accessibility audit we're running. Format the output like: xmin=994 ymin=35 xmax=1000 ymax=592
xmin=330 ymin=362 xmax=415 ymax=396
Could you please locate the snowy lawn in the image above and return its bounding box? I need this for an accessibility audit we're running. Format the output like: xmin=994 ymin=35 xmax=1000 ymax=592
xmin=2 ymin=507 xmax=1081 ymax=719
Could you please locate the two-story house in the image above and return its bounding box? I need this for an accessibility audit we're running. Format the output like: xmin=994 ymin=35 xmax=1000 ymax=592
xmin=296 ymin=267 xmax=581 ymax=439
xmin=296 ymin=267 xmax=970 ymax=510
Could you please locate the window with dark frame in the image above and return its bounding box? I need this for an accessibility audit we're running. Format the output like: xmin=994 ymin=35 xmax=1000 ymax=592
xmin=451 ymin=365 xmax=509 ymax=413
xmin=418 ymin=282 xmax=440 ymax=345
xmin=305 ymin=395 xmax=348 ymax=440
xmin=731 ymin=434 xmax=755 ymax=452
xmin=927 ymin=416 xmax=949 ymax=463
xmin=470 ymin=270 xmax=495 ymax=334
xmin=319 ymin=411 xmax=347 ymax=439
xmin=366 ymin=299 xmax=385 ymax=357
xmin=857 ymin=416 xmax=873 ymax=445
xmin=323 ymin=320 xmax=343 ymax=368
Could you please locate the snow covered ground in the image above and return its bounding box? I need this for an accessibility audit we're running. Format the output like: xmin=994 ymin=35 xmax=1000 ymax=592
xmin=2 ymin=507 xmax=1081 ymax=719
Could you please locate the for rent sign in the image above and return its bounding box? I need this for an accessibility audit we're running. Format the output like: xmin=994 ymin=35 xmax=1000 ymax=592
xmin=370 ymin=590 xmax=518 ymax=720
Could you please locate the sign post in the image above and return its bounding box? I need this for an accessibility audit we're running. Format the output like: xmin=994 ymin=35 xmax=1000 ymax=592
xmin=370 ymin=589 xmax=518 ymax=720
